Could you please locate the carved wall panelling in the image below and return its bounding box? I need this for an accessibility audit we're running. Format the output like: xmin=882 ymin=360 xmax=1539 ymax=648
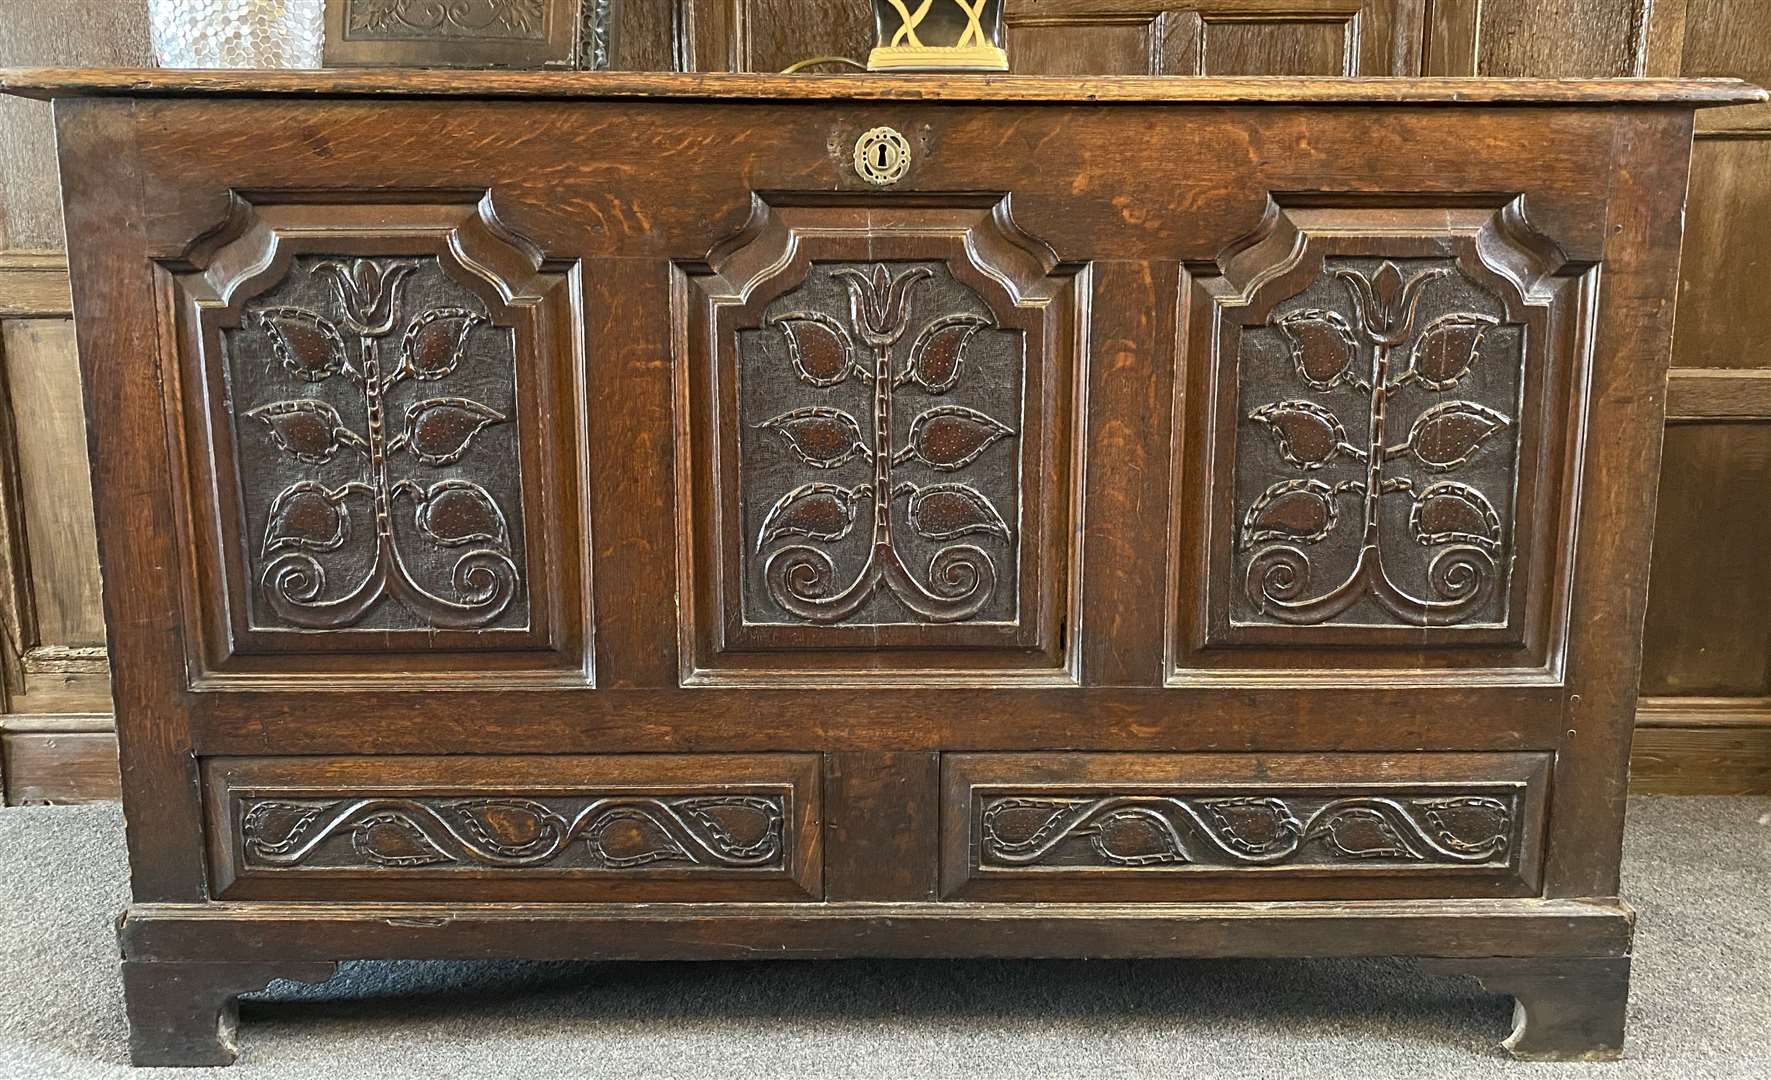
xmin=677 ymin=196 xmax=1084 ymax=683
xmin=1171 ymin=199 xmax=1588 ymax=683
xmin=203 ymin=753 xmax=822 ymax=900
xmin=166 ymin=195 xmax=591 ymax=681
xmin=324 ymin=0 xmax=588 ymax=68
xmin=943 ymin=751 xmax=1550 ymax=900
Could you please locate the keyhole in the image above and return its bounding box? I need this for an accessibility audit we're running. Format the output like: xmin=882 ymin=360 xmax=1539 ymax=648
xmin=853 ymin=127 xmax=911 ymax=186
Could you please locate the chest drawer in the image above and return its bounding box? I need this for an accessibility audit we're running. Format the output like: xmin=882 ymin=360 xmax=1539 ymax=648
xmin=942 ymin=751 xmax=1550 ymax=901
xmin=201 ymin=754 xmax=822 ymax=901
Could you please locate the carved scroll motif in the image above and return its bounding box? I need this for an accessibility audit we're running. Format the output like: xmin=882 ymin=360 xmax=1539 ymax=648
xmin=346 ymin=0 xmax=550 ymax=40
xmin=1235 ymin=258 xmax=1525 ymax=628
xmin=240 ymin=793 xmax=787 ymax=871
xmin=979 ymin=791 xmax=1517 ymax=869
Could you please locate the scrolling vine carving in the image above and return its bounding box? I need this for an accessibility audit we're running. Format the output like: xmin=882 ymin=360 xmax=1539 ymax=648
xmin=227 ymin=256 xmax=525 ymax=631
xmin=744 ymin=262 xmax=1021 ymax=625
xmin=979 ymin=791 xmax=1517 ymax=869
xmin=1237 ymin=259 xmax=1523 ymax=627
xmin=346 ymin=0 xmax=549 ymax=39
xmin=240 ymin=793 xmax=786 ymax=871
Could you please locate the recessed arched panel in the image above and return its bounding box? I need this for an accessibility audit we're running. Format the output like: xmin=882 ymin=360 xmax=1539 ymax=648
xmin=166 ymin=196 xmax=590 ymax=681
xmin=1171 ymin=200 xmax=1591 ymax=683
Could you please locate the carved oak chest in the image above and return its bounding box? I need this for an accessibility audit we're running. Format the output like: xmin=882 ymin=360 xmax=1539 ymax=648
xmin=4 ymin=68 xmax=1760 ymax=1066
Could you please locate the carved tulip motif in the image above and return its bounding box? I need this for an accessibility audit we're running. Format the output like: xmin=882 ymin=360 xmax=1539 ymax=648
xmin=753 ymin=263 xmax=1015 ymax=624
xmin=1242 ymin=260 xmax=1519 ymax=626
xmin=240 ymin=256 xmax=519 ymax=630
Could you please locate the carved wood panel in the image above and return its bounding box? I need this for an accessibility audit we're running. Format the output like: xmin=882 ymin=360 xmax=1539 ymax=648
xmin=324 ymin=0 xmax=582 ymax=68
xmin=1173 ymin=201 xmax=1586 ymax=680
xmin=978 ymin=790 xmax=1519 ymax=869
xmin=741 ymin=261 xmax=1022 ymax=626
xmin=679 ymin=197 xmax=1082 ymax=681
xmin=943 ymin=751 xmax=1550 ymax=899
xmin=1233 ymin=255 xmax=1523 ymax=629
xmin=342 ymin=0 xmax=556 ymax=39
xmin=229 ymin=255 xmax=527 ymax=633
xmin=204 ymin=753 xmax=822 ymax=900
xmin=169 ymin=198 xmax=589 ymax=678
xmin=238 ymin=793 xmax=787 ymax=871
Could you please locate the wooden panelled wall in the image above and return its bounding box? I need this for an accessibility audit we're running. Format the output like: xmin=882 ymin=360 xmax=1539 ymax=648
xmin=0 ymin=0 xmax=1765 ymax=802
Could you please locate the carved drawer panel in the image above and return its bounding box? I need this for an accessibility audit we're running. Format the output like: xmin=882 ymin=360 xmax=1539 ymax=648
xmin=942 ymin=752 xmax=1549 ymax=900
xmin=678 ymin=196 xmax=1083 ymax=683
xmin=202 ymin=755 xmax=821 ymax=901
xmin=167 ymin=195 xmax=589 ymax=681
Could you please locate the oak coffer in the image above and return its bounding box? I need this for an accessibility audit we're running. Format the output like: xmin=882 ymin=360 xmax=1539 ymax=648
xmin=3 ymin=68 xmax=1761 ymax=1066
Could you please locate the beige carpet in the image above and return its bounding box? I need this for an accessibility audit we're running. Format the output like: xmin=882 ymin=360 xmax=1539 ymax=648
xmin=0 ymin=797 xmax=1766 ymax=1078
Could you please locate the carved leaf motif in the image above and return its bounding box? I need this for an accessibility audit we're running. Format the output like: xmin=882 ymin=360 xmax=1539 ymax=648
xmin=1405 ymin=400 xmax=1510 ymax=471
xmin=588 ymin=810 xmax=692 ymax=867
xmin=401 ymin=307 xmax=486 ymax=380
xmin=1241 ymin=479 xmax=1338 ymax=547
xmin=1313 ymin=808 xmax=1422 ymax=860
xmin=758 ymin=406 xmax=868 ymax=468
xmin=415 ymin=479 xmax=509 ymax=548
xmin=1409 ymin=481 xmax=1502 ymax=552
xmin=257 ymin=307 xmax=347 ymax=382
xmin=770 ymin=311 xmax=855 ymax=387
xmin=1275 ymin=309 xmax=1358 ymax=390
xmin=240 ymin=801 xmax=322 ymax=857
xmin=904 ymin=313 xmax=991 ymax=393
xmin=903 ymin=483 xmax=1011 ymax=541
xmin=1418 ymin=797 xmax=1512 ymax=855
xmin=1249 ymin=400 xmax=1348 ymax=469
xmin=678 ymin=797 xmax=782 ymax=858
xmin=263 ymin=481 xmax=351 ymax=555
xmin=1201 ymin=797 xmax=1303 ymax=856
xmin=1089 ymin=808 xmax=1189 ymax=866
xmin=897 ymin=406 xmax=1014 ymax=471
xmin=403 ymin=397 xmax=507 ymax=466
xmin=351 ymin=813 xmax=452 ymax=867
xmin=1410 ymin=313 xmax=1497 ymax=389
xmin=450 ymin=799 xmax=562 ymax=858
xmin=980 ymin=798 xmax=1081 ymax=854
xmin=756 ymin=482 xmax=864 ymax=550
xmin=246 ymin=399 xmax=365 ymax=464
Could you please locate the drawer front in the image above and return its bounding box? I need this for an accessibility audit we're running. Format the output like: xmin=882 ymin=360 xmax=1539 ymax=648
xmin=203 ymin=755 xmax=821 ymax=901
xmin=942 ymin=752 xmax=1549 ymax=901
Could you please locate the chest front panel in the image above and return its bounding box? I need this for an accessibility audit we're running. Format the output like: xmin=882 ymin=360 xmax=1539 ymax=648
xmin=74 ymin=93 xmax=1675 ymax=908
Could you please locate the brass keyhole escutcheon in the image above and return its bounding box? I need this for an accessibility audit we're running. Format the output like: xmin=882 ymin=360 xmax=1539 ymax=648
xmin=854 ymin=126 xmax=912 ymax=186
